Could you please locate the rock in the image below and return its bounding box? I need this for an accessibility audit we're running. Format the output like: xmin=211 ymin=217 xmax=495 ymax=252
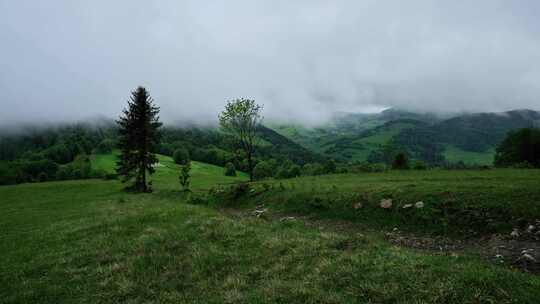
xmin=280 ymin=216 xmax=295 ymax=222
xmin=521 ymin=249 xmax=534 ymax=255
xmin=415 ymin=201 xmax=424 ymax=208
xmin=495 ymin=254 xmax=504 ymax=259
xmin=380 ymin=199 xmax=393 ymax=209
xmin=521 ymin=253 xmax=536 ymax=262
xmin=510 ymin=229 xmax=520 ymax=238
xmin=392 ymin=227 xmax=399 ymax=232
xmin=253 ymin=208 xmax=267 ymax=218
xmin=527 ymin=225 xmax=536 ymax=233
xmin=402 ymin=204 xmax=413 ymax=209
xmin=353 ymin=202 xmax=363 ymax=209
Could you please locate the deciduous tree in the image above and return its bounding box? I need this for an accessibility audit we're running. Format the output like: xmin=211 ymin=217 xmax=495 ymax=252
xmin=219 ymin=98 xmax=262 ymax=181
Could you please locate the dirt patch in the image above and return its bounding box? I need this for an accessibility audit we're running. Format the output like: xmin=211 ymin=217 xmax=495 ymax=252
xmin=220 ymin=205 xmax=540 ymax=274
xmin=385 ymin=229 xmax=540 ymax=274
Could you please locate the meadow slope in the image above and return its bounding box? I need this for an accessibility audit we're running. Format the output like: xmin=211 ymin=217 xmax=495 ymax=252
xmin=1 ymin=155 xmax=540 ymax=303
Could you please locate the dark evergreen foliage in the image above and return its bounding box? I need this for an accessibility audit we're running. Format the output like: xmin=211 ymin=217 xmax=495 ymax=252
xmin=224 ymin=162 xmax=236 ymax=176
xmin=392 ymin=152 xmax=409 ymax=170
xmin=494 ymin=128 xmax=540 ymax=168
xmin=173 ymin=148 xmax=190 ymax=165
xmin=116 ymin=87 xmax=162 ymax=192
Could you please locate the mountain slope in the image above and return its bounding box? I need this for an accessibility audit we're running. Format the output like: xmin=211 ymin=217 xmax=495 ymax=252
xmin=270 ymin=109 xmax=540 ymax=165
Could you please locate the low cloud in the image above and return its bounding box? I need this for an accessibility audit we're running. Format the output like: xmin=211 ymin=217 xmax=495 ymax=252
xmin=1 ymin=0 xmax=540 ymax=126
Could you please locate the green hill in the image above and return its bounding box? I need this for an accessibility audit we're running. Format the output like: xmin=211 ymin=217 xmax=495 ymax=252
xmin=2 ymin=164 xmax=540 ymax=302
xmin=270 ymin=109 xmax=540 ymax=165
xmin=92 ymin=153 xmax=248 ymax=191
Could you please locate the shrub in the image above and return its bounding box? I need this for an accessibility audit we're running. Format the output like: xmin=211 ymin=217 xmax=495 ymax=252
xmin=38 ymin=172 xmax=48 ymax=182
xmin=302 ymin=163 xmax=325 ymax=176
xmin=224 ymin=162 xmax=236 ymax=176
xmin=276 ymin=164 xmax=301 ymax=179
xmin=173 ymin=148 xmax=190 ymax=165
xmin=392 ymin=153 xmax=409 ymax=170
xmin=95 ymin=139 xmax=115 ymax=154
xmin=495 ymin=128 xmax=540 ymax=168
xmin=19 ymin=159 xmax=58 ymax=180
xmin=0 ymin=163 xmax=18 ymax=185
xmin=412 ymin=160 xmax=427 ymax=170
xmin=44 ymin=144 xmax=72 ymax=164
xmin=231 ymin=183 xmax=250 ymax=199
xmin=179 ymin=162 xmax=192 ymax=191
xmin=56 ymin=166 xmax=73 ymax=180
xmin=253 ymin=161 xmax=273 ymax=180
xmin=323 ymin=159 xmax=337 ymax=174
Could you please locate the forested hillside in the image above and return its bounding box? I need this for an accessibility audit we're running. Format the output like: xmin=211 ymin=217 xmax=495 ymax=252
xmin=271 ymin=109 xmax=540 ymax=166
xmin=0 ymin=122 xmax=324 ymax=185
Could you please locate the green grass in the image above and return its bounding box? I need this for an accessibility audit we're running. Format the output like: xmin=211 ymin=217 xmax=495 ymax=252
xmin=2 ymin=160 xmax=540 ymax=303
xmin=92 ymin=153 xmax=248 ymax=191
xmin=219 ymin=169 xmax=540 ymax=235
xmin=444 ymin=145 xmax=495 ymax=165
xmin=271 ymin=121 xmax=418 ymax=162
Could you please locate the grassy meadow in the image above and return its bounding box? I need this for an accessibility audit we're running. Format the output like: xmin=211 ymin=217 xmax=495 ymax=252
xmin=1 ymin=154 xmax=540 ymax=303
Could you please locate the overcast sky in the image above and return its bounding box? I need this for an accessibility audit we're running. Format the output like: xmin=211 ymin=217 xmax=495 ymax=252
xmin=1 ymin=0 xmax=540 ymax=125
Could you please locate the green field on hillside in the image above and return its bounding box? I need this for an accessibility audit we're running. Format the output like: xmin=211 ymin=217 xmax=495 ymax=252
xmin=443 ymin=145 xmax=495 ymax=165
xmin=2 ymin=158 xmax=540 ymax=303
xmin=92 ymin=153 xmax=248 ymax=191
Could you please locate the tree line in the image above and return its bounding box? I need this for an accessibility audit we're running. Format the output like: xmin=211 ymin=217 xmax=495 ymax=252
xmin=1 ymin=86 xmax=539 ymax=187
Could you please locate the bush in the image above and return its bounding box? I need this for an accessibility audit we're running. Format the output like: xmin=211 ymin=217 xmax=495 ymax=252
xmin=104 ymin=173 xmax=119 ymax=180
xmin=0 ymin=163 xmax=18 ymax=185
xmin=495 ymin=128 xmax=540 ymax=168
xmin=56 ymin=166 xmax=73 ymax=180
xmin=44 ymin=144 xmax=72 ymax=164
xmin=95 ymin=139 xmax=115 ymax=154
xmin=173 ymin=148 xmax=190 ymax=165
xmin=276 ymin=164 xmax=301 ymax=179
xmin=302 ymin=163 xmax=325 ymax=176
xmin=224 ymin=162 xmax=236 ymax=176
xmin=253 ymin=161 xmax=273 ymax=180
xmin=323 ymin=160 xmax=337 ymax=174
xmin=231 ymin=183 xmax=250 ymax=199
xmin=38 ymin=172 xmax=48 ymax=182
xmin=179 ymin=162 xmax=192 ymax=191
xmin=392 ymin=153 xmax=409 ymax=170
xmin=55 ymin=154 xmax=92 ymax=180
xmin=19 ymin=159 xmax=58 ymax=180
xmin=412 ymin=160 xmax=427 ymax=170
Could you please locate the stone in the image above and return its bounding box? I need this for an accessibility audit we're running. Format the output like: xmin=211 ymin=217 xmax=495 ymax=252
xmin=380 ymin=199 xmax=393 ymax=209
xmin=521 ymin=253 xmax=536 ymax=262
xmin=510 ymin=229 xmax=520 ymax=238
xmin=402 ymin=204 xmax=413 ymax=209
xmin=527 ymin=225 xmax=536 ymax=233
xmin=521 ymin=249 xmax=534 ymax=255
xmin=253 ymin=208 xmax=267 ymax=218
xmin=415 ymin=201 xmax=424 ymax=208
xmin=353 ymin=202 xmax=363 ymax=209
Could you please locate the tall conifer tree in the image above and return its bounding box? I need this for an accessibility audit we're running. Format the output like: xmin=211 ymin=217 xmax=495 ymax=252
xmin=116 ymin=87 xmax=162 ymax=192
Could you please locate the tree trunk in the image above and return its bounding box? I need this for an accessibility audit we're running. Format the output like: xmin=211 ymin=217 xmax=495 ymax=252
xmin=247 ymin=151 xmax=254 ymax=182
xmin=141 ymin=163 xmax=147 ymax=192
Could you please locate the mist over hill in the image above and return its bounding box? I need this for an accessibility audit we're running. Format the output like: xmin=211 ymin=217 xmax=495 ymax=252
xmin=270 ymin=108 xmax=540 ymax=165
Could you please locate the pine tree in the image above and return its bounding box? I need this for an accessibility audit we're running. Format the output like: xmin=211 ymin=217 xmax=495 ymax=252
xmin=116 ymin=87 xmax=162 ymax=192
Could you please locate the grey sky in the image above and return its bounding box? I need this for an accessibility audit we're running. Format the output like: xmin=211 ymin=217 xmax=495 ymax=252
xmin=1 ymin=0 xmax=540 ymax=125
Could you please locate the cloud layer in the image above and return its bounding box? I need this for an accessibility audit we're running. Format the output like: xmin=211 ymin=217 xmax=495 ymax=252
xmin=1 ymin=0 xmax=540 ymax=125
